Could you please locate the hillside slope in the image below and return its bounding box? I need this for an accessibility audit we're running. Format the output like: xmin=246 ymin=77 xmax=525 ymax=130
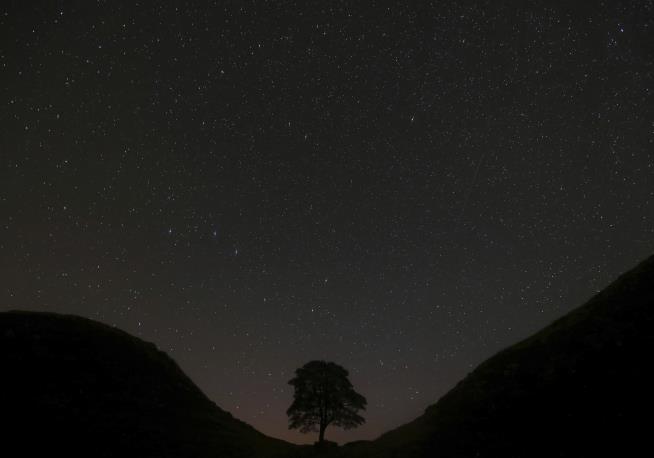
xmin=0 ymin=311 xmax=295 ymax=458
xmin=337 ymin=255 xmax=654 ymax=457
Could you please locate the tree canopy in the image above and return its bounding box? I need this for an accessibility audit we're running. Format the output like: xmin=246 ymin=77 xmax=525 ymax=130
xmin=286 ymin=360 xmax=367 ymax=443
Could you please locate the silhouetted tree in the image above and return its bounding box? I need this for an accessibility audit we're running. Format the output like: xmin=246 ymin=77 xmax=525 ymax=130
xmin=286 ymin=360 xmax=367 ymax=444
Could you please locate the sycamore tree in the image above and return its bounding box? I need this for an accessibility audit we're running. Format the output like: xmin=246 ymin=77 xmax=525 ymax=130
xmin=286 ymin=360 xmax=367 ymax=443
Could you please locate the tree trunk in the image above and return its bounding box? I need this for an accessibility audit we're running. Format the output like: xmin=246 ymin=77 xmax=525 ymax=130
xmin=318 ymin=423 xmax=326 ymax=443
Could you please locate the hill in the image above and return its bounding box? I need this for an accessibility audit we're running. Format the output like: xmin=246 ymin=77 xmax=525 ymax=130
xmin=0 ymin=310 xmax=296 ymax=458
xmin=334 ymin=255 xmax=654 ymax=457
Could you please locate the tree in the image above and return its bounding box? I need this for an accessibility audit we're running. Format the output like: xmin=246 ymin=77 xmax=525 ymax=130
xmin=286 ymin=360 xmax=367 ymax=444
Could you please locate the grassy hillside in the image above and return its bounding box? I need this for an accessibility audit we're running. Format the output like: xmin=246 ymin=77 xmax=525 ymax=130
xmin=333 ymin=254 xmax=654 ymax=457
xmin=0 ymin=310 xmax=296 ymax=458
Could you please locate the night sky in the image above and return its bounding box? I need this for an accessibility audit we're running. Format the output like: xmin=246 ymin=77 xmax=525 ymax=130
xmin=1 ymin=1 xmax=652 ymax=444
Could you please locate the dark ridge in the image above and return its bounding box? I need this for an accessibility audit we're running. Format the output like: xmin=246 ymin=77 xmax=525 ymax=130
xmin=333 ymin=254 xmax=654 ymax=457
xmin=0 ymin=310 xmax=295 ymax=458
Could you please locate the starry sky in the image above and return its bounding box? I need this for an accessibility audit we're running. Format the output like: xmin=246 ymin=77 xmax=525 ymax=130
xmin=1 ymin=0 xmax=653 ymax=444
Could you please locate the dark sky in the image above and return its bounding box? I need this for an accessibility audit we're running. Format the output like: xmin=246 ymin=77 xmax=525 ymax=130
xmin=1 ymin=0 xmax=652 ymax=444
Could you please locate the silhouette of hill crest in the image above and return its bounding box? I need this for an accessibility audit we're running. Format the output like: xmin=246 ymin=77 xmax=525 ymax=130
xmin=1 ymin=310 xmax=294 ymax=457
xmin=339 ymin=255 xmax=654 ymax=457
